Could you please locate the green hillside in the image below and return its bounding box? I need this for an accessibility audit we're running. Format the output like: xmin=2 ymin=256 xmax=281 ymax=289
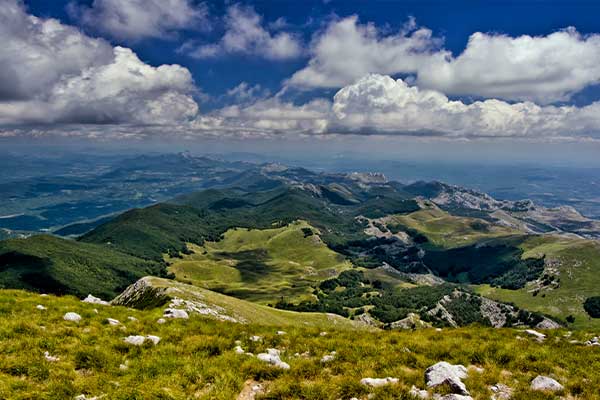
xmin=476 ymin=235 xmax=600 ymax=329
xmin=0 ymin=235 xmax=164 ymax=299
xmin=1 ymin=288 xmax=599 ymax=399
xmin=168 ymin=221 xmax=353 ymax=304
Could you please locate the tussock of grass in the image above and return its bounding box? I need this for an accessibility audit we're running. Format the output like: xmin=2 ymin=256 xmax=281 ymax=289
xmin=1 ymin=290 xmax=599 ymax=399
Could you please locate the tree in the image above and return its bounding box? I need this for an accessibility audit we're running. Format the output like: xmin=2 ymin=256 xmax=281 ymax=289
xmin=583 ymin=296 xmax=600 ymax=318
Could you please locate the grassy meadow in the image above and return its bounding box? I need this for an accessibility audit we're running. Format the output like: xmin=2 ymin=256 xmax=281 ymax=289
xmin=1 ymin=289 xmax=600 ymax=399
xmin=167 ymin=221 xmax=353 ymax=304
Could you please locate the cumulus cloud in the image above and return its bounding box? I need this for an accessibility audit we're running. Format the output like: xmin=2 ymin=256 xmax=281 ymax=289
xmin=330 ymin=74 xmax=600 ymax=138
xmin=0 ymin=0 xmax=198 ymax=125
xmin=288 ymin=16 xmax=445 ymax=89
xmin=289 ymin=16 xmax=600 ymax=103
xmin=186 ymin=4 xmax=302 ymax=60
xmin=68 ymin=0 xmax=209 ymax=41
xmin=417 ymin=28 xmax=600 ymax=103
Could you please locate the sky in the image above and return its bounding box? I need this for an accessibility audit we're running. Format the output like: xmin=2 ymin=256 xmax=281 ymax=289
xmin=2 ymin=0 xmax=600 ymax=164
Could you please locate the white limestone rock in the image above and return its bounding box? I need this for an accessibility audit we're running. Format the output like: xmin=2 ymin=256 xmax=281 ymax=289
xmin=257 ymin=348 xmax=290 ymax=369
xmin=530 ymin=376 xmax=564 ymax=392
xmin=425 ymin=361 xmax=469 ymax=395
xmin=409 ymin=385 xmax=429 ymax=398
xmin=320 ymin=351 xmax=336 ymax=363
xmin=360 ymin=377 xmax=398 ymax=387
xmin=82 ymin=294 xmax=109 ymax=306
xmin=44 ymin=351 xmax=59 ymax=362
xmin=163 ymin=308 xmax=189 ymax=319
xmin=106 ymin=318 xmax=120 ymax=326
xmin=63 ymin=312 xmax=82 ymax=322
xmin=36 ymin=304 xmax=46 ymax=310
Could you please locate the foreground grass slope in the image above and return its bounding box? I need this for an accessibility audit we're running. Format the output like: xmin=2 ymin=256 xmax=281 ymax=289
xmin=1 ymin=289 xmax=599 ymax=399
xmin=476 ymin=235 xmax=600 ymax=329
xmin=0 ymin=235 xmax=163 ymax=298
xmin=167 ymin=221 xmax=353 ymax=304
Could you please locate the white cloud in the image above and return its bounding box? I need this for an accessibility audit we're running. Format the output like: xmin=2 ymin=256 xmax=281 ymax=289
xmin=187 ymin=4 xmax=302 ymax=60
xmin=0 ymin=0 xmax=198 ymax=125
xmin=288 ymin=15 xmax=445 ymax=89
xmin=330 ymin=74 xmax=600 ymax=138
xmin=68 ymin=0 xmax=209 ymax=41
xmin=289 ymin=16 xmax=600 ymax=103
xmin=417 ymin=28 xmax=600 ymax=103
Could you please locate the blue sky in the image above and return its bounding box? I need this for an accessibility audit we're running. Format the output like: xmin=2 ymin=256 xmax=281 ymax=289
xmin=3 ymin=0 xmax=600 ymax=160
xmin=23 ymin=0 xmax=600 ymax=106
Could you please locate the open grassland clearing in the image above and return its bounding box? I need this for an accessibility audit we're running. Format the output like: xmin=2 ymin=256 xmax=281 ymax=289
xmin=167 ymin=221 xmax=353 ymax=304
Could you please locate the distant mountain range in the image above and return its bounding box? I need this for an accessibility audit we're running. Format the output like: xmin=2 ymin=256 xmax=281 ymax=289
xmin=1 ymin=154 xmax=600 ymax=329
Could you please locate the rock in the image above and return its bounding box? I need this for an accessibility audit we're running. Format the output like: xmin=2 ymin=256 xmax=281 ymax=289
xmin=163 ymin=308 xmax=189 ymax=319
xmin=123 ymin=335 xmax=146 ymax=346
xmin=409 ymin=385 xmax=429 ymax=398
xmin=257 ymin=348 xmax=290 ymax=369
xmin=74 ymin=395 xmax=102 ymax=400
xmin=433 ymin=395 xmax=473 ymax=400
xmin=389 ymin=313 xmax=432 ymax=330
xmin=237 ymin=380 xmax=266 ymax=400
xmin=234 ymin=345 xmax=253 ymax=356
xmin=106 ymin=318 xmax=120 ymax=326
xmin=44 ymin=351 xmax=59 ymax=362
xmin=123 ymin=335 xmax=160 ymax=346
xmin=36 ymin=305 xmax=46 ymax=310
xmin=249 ymin=335 xmax=262 ymax=342
xmin=276 ymin=330 xmax=287 ymax=335
xmin=319 ymin=331 xmax=328 ymax=336
xmin=119 ymin=363 xmax=128 ymax=371
xmin=490 ymin=383 xmax=513 ymax=400
xmin=82 ymin=294 xmax=109 ymax=306
xmin=425 ymin=361 xmax=469 ymax=395
xmin=585 ymin=336 xmax=600 ymax=346
xmin=157 ymin=318 xmax=166 ymax=324
xmin=536 ymin=318 xmax=561 ymax=329
xmin=530 ymin=375 xmax=564 ymax=392
xmin=320 ymin=351 xmax=336 ymax=363
xmin=360 ymin=377 xmax=398 ymax=387
xmin=468 ymin=365 xmax=484 ymax=374
xmin=146 ymin=335 xmax=161 ymax=345
xmin=524 ymin=329 xmax=546 ymax=341
xmin=63 ymin=312 xmax=82 ymax=322
xmin=127 ymin=316 xmax=138 ymax=322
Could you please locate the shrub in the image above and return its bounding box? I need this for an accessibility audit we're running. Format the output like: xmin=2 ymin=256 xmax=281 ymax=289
xmin=584 ymin=296 xmax=600 ymax=318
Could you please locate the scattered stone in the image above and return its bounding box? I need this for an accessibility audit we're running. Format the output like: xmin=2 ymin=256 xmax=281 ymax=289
xmin=585 ymin=336 xmax=600 ymax=346
xmin=530 ymin=376 xmax=564 ymax=392
xmin=63 ymin=312 xmax=82 ymax=322
xmin=163 ymin=308 xmax=189 ymax=319
xmin=106 ymin=318 xmax=120 ymax=326
xmin=435 ymin=328 xmax=443 ymax=332
xmin=40 ymin=294 xmax=48 ymax=297
xmin=119 ymin=363 xmax=128 ymax=371
xmin=249 ymin=335 xmax=262 ymax=342
xmin=360 ymin=377 xmax=398 ymax=387
xmin=490 ymin=383 xmax=513 ymax=400
xmin=44 ymin=351 xmax=59 ymax=362
xmin=320 ymin=351 xmax=336 ymax=363
xmin=146 ymin=335 xmax=161 ymax=345
xmin=234 ymin=345 xmax=253 ymax=356
xmin=535 ymin=318 xmax=561 ymax=330
xmin=257 ymin=348 xmax=290 ymax=369
xmin=157 ymin=318 xmax=166 ymax=324
xmin=409 ymin=385 xmax=429 ymax=398
xmin=276 ymin=330 xmax=287 ymax=335
xmin=319 ymin=331 xmax=328 ymax=336
xmin=123 ymin=335 xmax=160 ymax=346
xmin=74 ymin=395 xmax=103 ymax=400
xmin=237 ymin=380 xmax=266 ymax=400
xmin=127 ymin=316 xmax=138 ymax=322
xmin=82 ymin=294 xmax=109 ymax=306
xmin=389 ymin=313 xmax=432 ymax=330
xmin=433 ymin=395 xmax=473 ymax=400
xmin=123 ymin=335 xmax=146 ymax=346
xmin=523 ymin=329 xmax=546 ymax=341
xmin=36 ymin=304 xmax=46 ymax=310
xmin=425 ymin=361 xmax=469 ymax=395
